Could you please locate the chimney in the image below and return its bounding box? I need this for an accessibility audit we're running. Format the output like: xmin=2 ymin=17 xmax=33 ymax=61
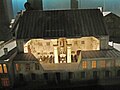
xmin=98 ymin=7 xmax=103 ymax=12
xmin=71 ymin=0 xmax=78 ymax=9
xmin=4 ymin=48 xmax=8 ymax=55
xmin=27 ymin=0 xmax=43 ymax=10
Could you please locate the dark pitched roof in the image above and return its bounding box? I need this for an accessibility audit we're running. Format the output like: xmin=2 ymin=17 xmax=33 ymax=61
xmin=105 ymin=13 xmax=120 ymax=19
xmin=16 ymin=9 xmax=108 ymax=39
xmin=81 ymin=49 xmax=120 ymax=59
xmin=0 ymin=47 xmax=17 ymax=60
xmin=13 ymin=53 xmax=38 ymax=61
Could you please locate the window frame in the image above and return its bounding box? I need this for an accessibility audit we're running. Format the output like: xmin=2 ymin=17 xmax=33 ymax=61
xmin=0 ymin=64 xmax=3 ymax=73
xmin=92 ymin=61 xmax=97 ymax=69
xmin=3 ymin=64 xmax=8 ymax=73
xmin=82 ymin=61 xmax=87 ymax=69
xmin=81 ymin=71 xmax=86 ymax=79
xmin=100 ymin=60 xmax=106 ymax=68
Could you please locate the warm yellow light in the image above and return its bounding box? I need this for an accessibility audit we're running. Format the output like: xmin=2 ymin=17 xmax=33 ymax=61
xmin=0 ymin=64 xmax=3 ymax=73
xmin=3 ymin=64 xmax=7 ymax=73
xmin=82 ymin=61 xmax=87 ymax=69
xmin=23 ymin=36 xmax=100 ymax=64
xmin=92 ymin=61 xmax=97 ymax=69
xmin=16 ymin=64 xmax=20 ymax=72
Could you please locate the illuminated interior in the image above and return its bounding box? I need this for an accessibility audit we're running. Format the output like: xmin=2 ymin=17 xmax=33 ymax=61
xmin=3 ymin=64 xmax=7 ymax=73
xmin=24 ymin=37 xmax=100 ymax=63
xmin=0 ymin=64 xmax=3 ymax=73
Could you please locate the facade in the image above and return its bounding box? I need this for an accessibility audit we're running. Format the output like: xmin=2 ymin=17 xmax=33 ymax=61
xmin=1 ymin=9 xmax=120 ymax=88
xmin=104 ymin=13 xmax=120 ymax=43
xmin=0 ymin=47 xmax=16 ymax=87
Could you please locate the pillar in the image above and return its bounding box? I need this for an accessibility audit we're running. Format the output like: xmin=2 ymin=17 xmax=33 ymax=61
xmin=67 ymin=46 xmax=71 ymax=63
xmin=54 ymin=46 xmax=58 ymax=63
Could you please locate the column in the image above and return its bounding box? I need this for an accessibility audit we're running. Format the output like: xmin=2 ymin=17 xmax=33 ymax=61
xmin=67 ymin=46 xmax=71 ymax=63
xmin=54 ymin=46 xmax=58 ymax=63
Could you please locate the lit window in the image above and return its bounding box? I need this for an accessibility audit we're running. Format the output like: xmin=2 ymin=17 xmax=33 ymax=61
xmin=92 ymin=61 xmax=96 ymax=69
xmin=16 ymin=64 xmax=21 ymax=72
xmin=101 ymin=60 xmax=106 ymax=68
xmin=3 ymin=64 xmax=7 ymax=73
xmin=81 ymin=41 xmax=85 ymax=44
xmin=82 ymin=61 xmax=87 ymax=69
xmin=35 ymin=63 xmax=39 ymax=70
xmin=26 ymin=63 xmax=30 ymax=71
xmin=0 ymin=64 xmax=3 ymax=73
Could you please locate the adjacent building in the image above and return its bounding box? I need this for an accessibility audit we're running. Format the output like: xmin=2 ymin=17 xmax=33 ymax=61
xmin=104 ymin=13 xmax=120 ymax=43
xmin=1 ymin=8 xmax=120 ymax=88
xmin=13 ymin=9 xmax=120 ymax=86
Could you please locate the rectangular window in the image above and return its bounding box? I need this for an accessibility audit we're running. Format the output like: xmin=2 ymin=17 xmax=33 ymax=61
xmin=82 ymin=61 xmax=87 ymax=69
xmin=74 ymin=41 xmax=78 ymax=45
xmin=26 ymin=63 xmax=30 ymax=71
xmin=3 ymin=64 xmax=7 ymax=73
xmin=0 ymin=64 xmax=3 ymax=73
xmin=19 ymin=73 xmax=24 ymax=81
xmin=56 ymin=72 xmax=61 ymax=81
xmin=105 ymin=71 xmax=110 ymax=78
xmin=68 ymin=72 xmax=73 ymax=79
xmin=81 ymin=72 xmax=86 ymax=79
xmin=101 ymin=60 xmax=106 ymax=68
xmin=1 ymin=78 xmax=10 ymax=87
xmin=16 ymin=64 xmax=21 ymax=72
xmin=31 ymin=73 xmax=36 ymax=80
xmin=38 ymin=42 xmax=42 ymax=46
xmin=44 ymin=73 xmax=48 ymax=80
xmin=46 ymin=42 xmax=50 ymax=46
xmin=92 ymin=61 xmax=96 ymax=69
xmin=81 ymin=41 xmax=85 ymax=44
xmin=35 ymin=63 xmax=39 ymax=70
xmin=93 ymin=71 xmax=97 ymax=79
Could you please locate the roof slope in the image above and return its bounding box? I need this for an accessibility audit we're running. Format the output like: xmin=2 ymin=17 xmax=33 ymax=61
xmin=82 ymin=49 xmax=120 ymax=59
xmin=13 ymin=53 xmax=38 ymax=61
xmin=16 ymin=9 xmax=108 ymax=39
xmin=0 ymin=47 xmax=17 ymax=60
